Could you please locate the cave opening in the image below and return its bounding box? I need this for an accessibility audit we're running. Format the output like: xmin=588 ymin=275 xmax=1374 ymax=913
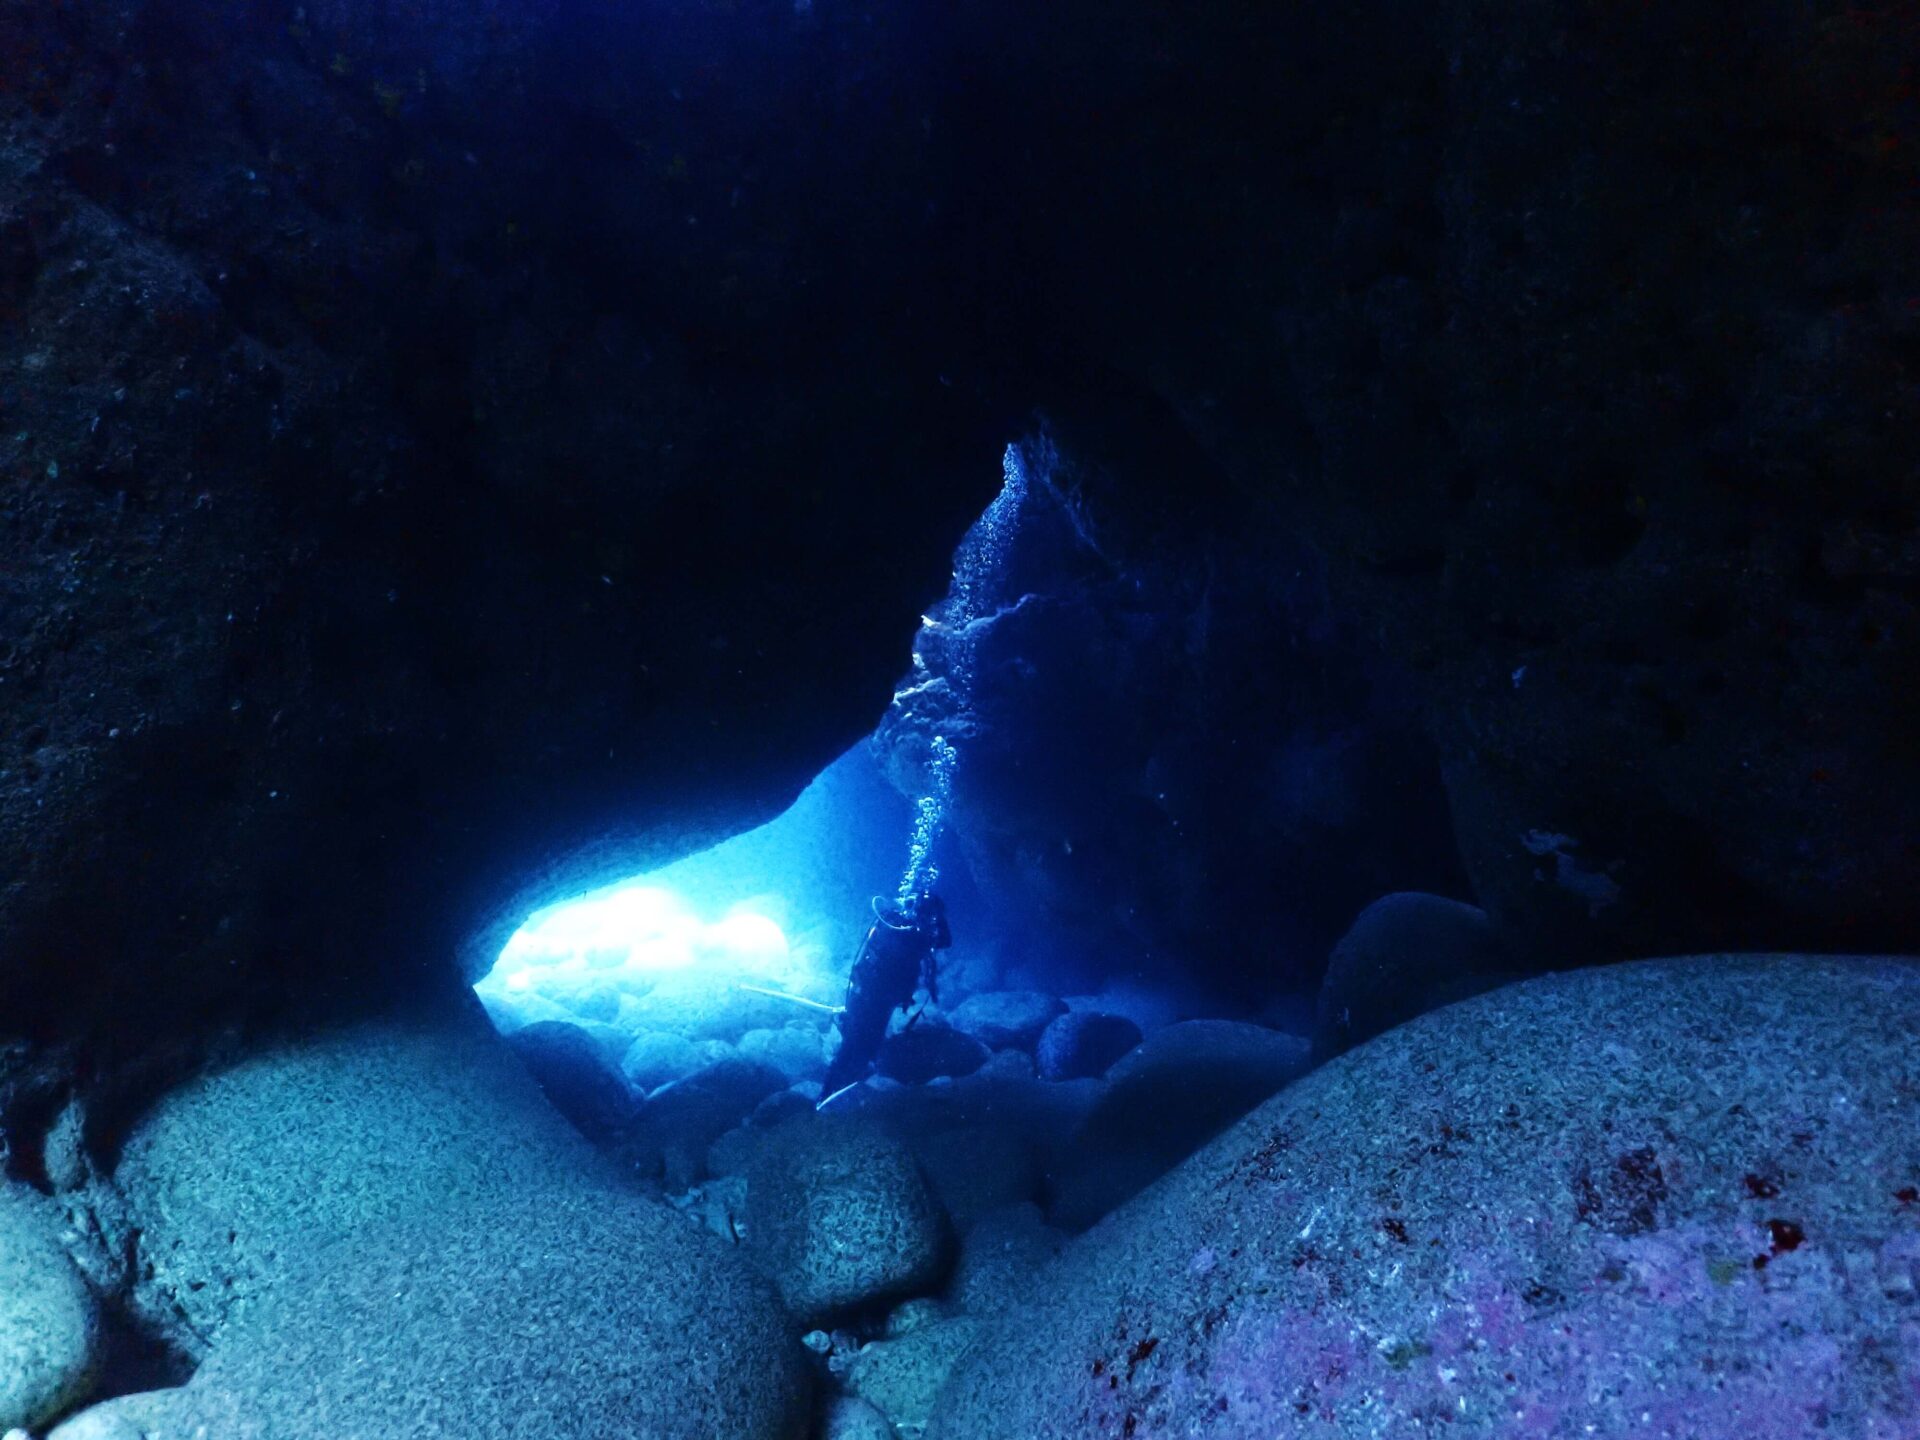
xmin=474 ymin=442 xmax=1055 ymax=1110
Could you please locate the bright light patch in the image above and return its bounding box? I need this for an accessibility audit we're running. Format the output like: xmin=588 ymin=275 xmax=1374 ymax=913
xmin=474 ymin=739 xmax=913 ymax=1076
xmin=487 ymin=885 xmax=803 ymax=993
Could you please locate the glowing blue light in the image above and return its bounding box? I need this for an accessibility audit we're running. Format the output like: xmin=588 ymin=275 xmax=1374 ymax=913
xmin=476 ymin=741 xmax=908 ymax=1043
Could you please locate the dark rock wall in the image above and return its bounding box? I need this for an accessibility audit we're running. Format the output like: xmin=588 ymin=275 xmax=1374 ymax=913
xmin=937 ymin=0 xmax=1920 ymax=962
xmin=0 ymin=0 xmax=1013 ymax=1075
xmin=2 ymin=0 xmax=1915 ymax=1120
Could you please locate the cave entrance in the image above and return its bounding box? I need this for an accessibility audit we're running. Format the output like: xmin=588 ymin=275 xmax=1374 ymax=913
xmin=473 ymin=444 xmax=1037 ymax=1102
xmin=474 ymin=737 xmax=913 ymax=1096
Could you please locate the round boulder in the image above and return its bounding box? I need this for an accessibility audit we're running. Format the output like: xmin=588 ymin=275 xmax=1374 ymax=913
xmin=1313 ymin=891 xmax=1518 ymax=1062
xmin=876 ymin=1024 xmax=990 ymax=1085
xmin=110 ymin=1019 xmax=809 ymax=1438
xmin=947 ymin=991 xmax=1068 ymax=1052
xmin=620 ymin=1030 xmax=709 ymax=1094
xmin=746 ymin=1119 xmax=953 ymax=1326
xmin=0 ymin=1188 xmax=102 ymax=1432
xmin=930 ymin=955 xmax=1920 ymax=1440
xmin=1034 ymin=1011 xmax=1142 ymax=1081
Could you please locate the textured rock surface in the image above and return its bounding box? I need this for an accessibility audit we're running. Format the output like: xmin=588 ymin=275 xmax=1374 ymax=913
xmin=1035 ymin=1011 xmax=1143 ymax=1082
xmin=110 ymin=1015 xmax=809 ymax=1436
xmin=1048 ymin=1021 xmax=1311 ymax=1230
xmin=929 ymin=955 xmax=1920 ymax=1439
xmin=746 ymin=1120 xmax=952 ymax=1326
xmin=0 ymin=1187 xmax=101 ymax=1431
xmin=47 ymin=1389 xmax=186 ymax=1440
xmin=1312 ymin=892 xmax=1517 ymax=1062
xmin=846 ymin=1312 xmax=983 ymax=1438
xmin=822 ymin=1395 xmax=897 ymax=1440
xmin=947 ymin=1203 xmax=1067 ymax=1315
xmin=0 ymin=0 xmax=1010 ymax=1094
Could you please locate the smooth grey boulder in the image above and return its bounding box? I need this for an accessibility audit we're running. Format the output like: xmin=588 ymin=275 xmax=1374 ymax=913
xmin=929 ymin=955 xmax=1920 ymax=1440
xmin=1047 ymin=1019 xmax=1311 ymax=1230
xmin=746 ymin=1119 xmax=952 ymax=1326
xmin=111 ymin=1017 xmax=809 ymax=1439
xmin=0 ymin=1187 xmax=102 ymax=1432
xmin=1034 ymin=1011 xmax=1142 ymax=1081
xmin=947 ymin=991 xmax=1067 ymax=1052
xmin=1313 ymin=890 xmax=1517 ymax=1061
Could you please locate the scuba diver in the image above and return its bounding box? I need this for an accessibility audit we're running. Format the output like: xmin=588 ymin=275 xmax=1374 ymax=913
xmin=818 ymin=893 xmax=951 ymax=1107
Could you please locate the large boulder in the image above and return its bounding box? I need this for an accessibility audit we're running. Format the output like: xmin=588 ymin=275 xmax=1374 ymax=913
xmin=1035 ymin=1011 xmax=1143 ymax=1081
xmin=1046 ymin=1020 xmax=1311 ymax=1230
xmin=109 ymin=1016 xmax=809 ymax=1438
xmin=947 ymin=992 xmax=1068 ymax=1052
xmin=746 ymin=1120 xmax=953 ymax=1327
xmin=1312 ymin=891 xmax=1518 ymax=1062
xmin=845 ymin=1311 xmax=983 ymax=1438
xmin=628 ymin=1059 xmax=790 ymax=1190
xmin=929 ymin=955 xmax=1920 ymax=1439
xmin=621 ymin=1030 xmax=713 ymax=1094
xmin=876 ymin=1025 xmax=991 ymax=1085
xmin=0 ymin=1187 xmax=102 ymax=1432
xmin=506 ymin=1019 xmax=638 ymax=1141
xmin=946 ymin=1203 xmax=1068 ymax=1315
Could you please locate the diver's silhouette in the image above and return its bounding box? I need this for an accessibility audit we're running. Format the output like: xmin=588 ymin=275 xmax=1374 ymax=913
xmin=818 ymin=894 xmax=951 ymax=1106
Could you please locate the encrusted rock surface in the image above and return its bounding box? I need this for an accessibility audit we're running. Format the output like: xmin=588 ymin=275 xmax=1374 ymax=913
xmin=929 ymin=955 xmax=1920 ymax=1440
xmin=0 ymin=1187 xmax=101 ymax=1432
xmin=746 ymin=1119 xmax=952 ymax=1327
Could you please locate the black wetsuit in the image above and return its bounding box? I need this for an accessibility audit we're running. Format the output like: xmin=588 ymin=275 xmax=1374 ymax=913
xmin=822 ymin=897 xmax=951 ymax=1096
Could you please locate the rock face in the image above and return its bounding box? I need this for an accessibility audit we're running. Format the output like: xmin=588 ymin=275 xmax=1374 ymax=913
xmin=0 ymin=1187 xmax=101 ymax=1432
xmin=110 ymin=1016 xmax=809 ymax=1437
xmin=928 ymin=955 xmax=1920 ymax=1440
xmin=1312 ymin=892 xmax=1517 ymax=1062
xmin=746 ymin=1121 xmax=953 ymax=1327
xmin=0 ymin=0 xmax=1011 ymax=1098
xmin=1047 ymin=1020 xmax=1311 ymax=1230
xmin=1035 ymin=1012 xmax=1143 ymax=1081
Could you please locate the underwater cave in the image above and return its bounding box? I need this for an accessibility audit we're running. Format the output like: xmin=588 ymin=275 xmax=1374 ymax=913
xmin=2 ymin=1 xmax=1918 ymax=1438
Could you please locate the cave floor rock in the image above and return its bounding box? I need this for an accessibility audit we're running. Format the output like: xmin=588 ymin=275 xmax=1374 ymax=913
xmin=80 ymin=1011 xmax=810 ymax=1440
